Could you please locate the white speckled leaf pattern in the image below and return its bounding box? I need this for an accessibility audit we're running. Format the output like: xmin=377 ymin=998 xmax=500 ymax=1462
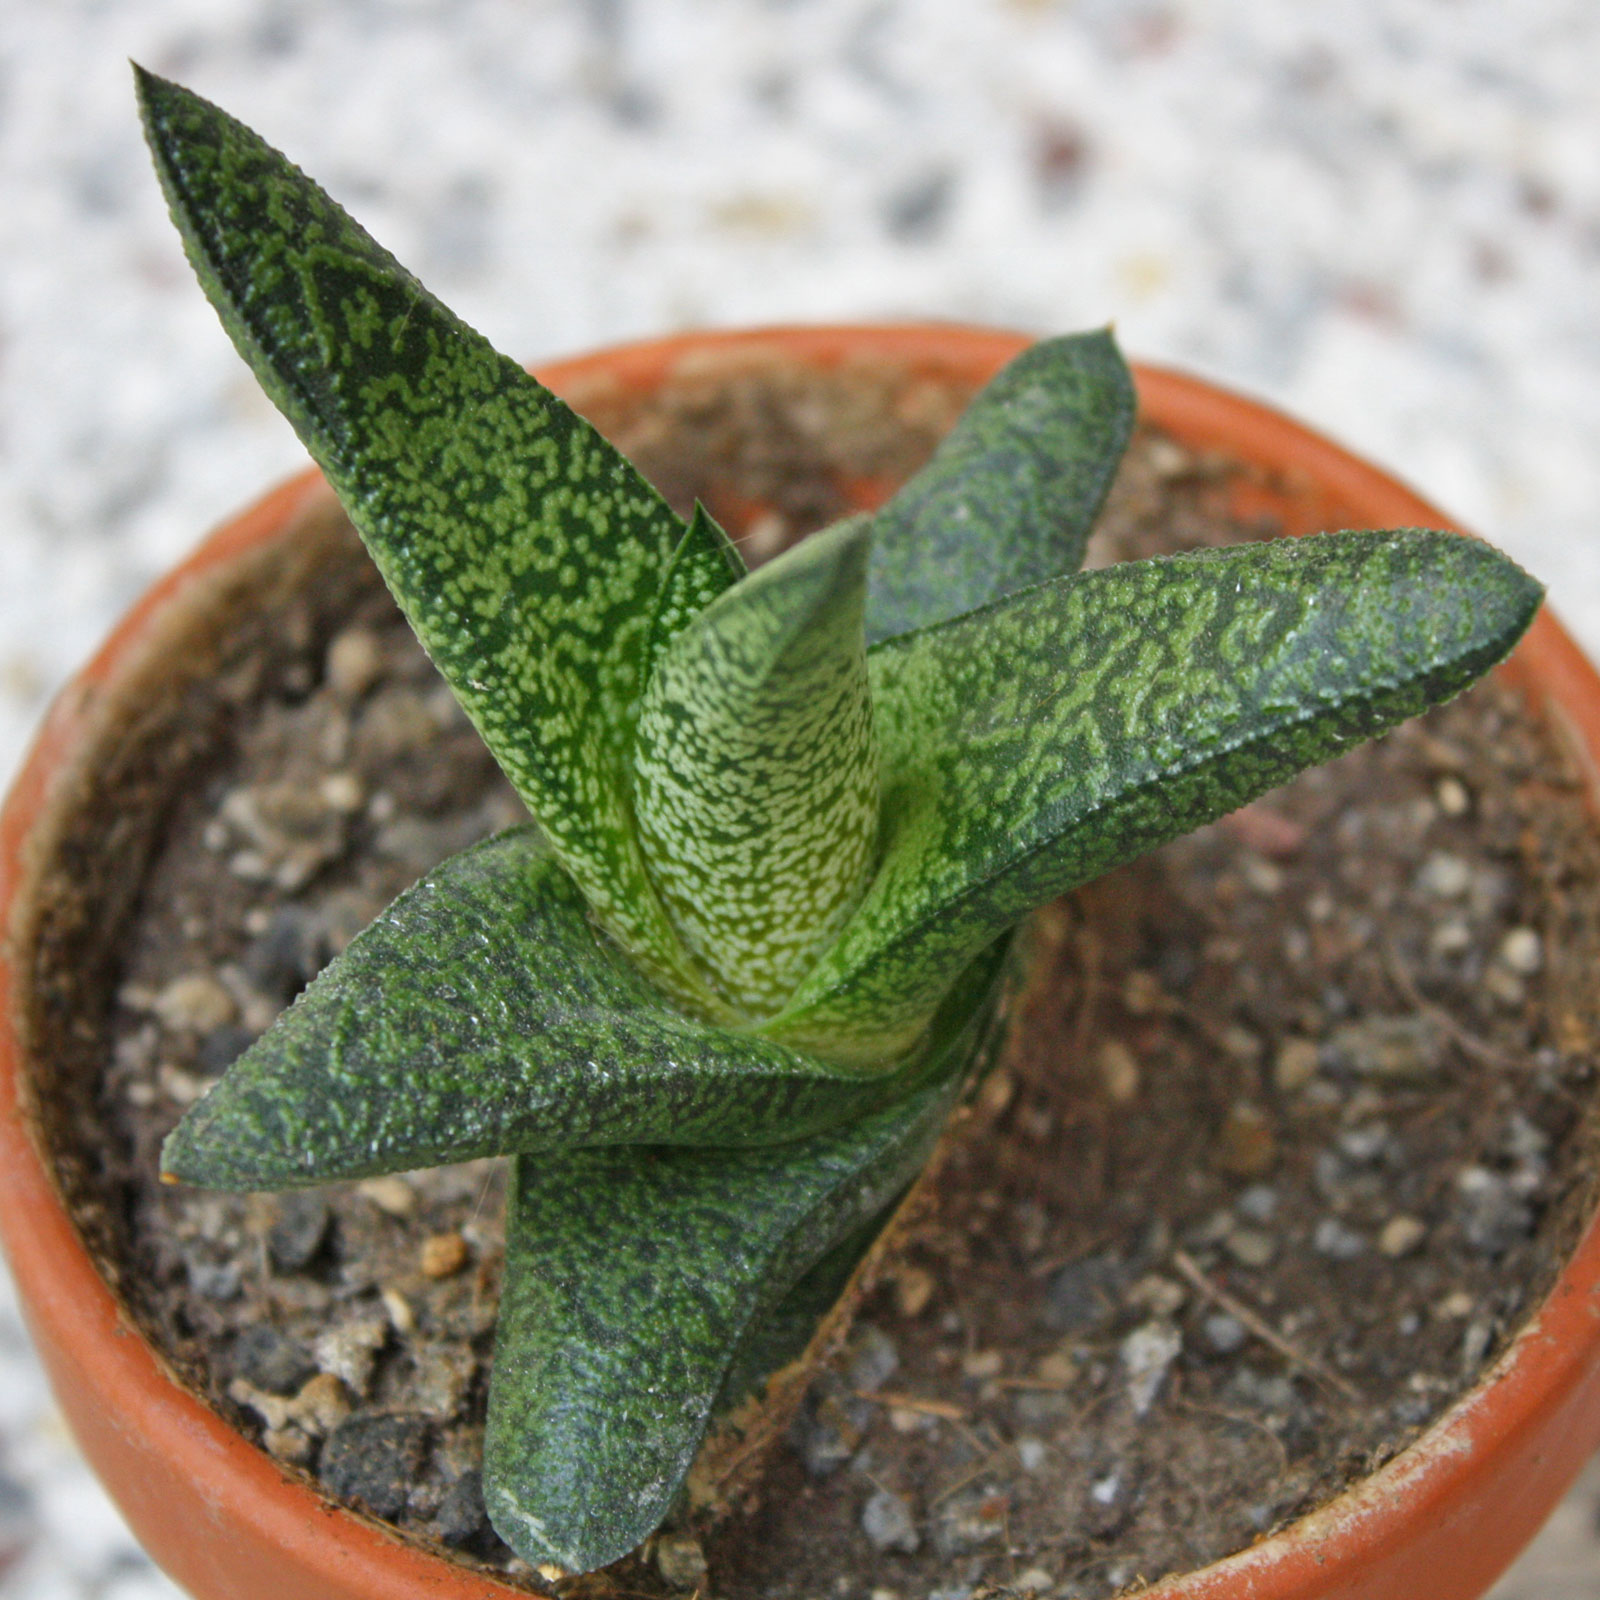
xmin=633 ymin=516 xmax=880 ymax=1015
xmin=136 ymin=70 xmax=1549 ymax=1577
xmin=136 ymin=69 xmax=719 ymax=1014
xmin=767 ymin=530 xmax=1543 ymax=1063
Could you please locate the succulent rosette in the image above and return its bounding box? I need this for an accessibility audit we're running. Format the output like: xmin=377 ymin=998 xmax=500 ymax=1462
xmin=138 ymin=68 xmax=1542 ymax=1573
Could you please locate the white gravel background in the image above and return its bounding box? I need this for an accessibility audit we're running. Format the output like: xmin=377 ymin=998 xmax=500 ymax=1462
xmin=4 ymin=4 xmax=1600 ymax=1596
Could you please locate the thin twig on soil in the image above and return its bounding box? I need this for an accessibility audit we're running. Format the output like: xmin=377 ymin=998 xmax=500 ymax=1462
xmin=1171 ymin=1249 xmax=1364 ymax=1405
xmin=1169 ymin=1397 xmax=1290 ymax=1474
xmin=854 ymin=1389 xmax=969 ymax=1421
xmin=1381 ymin=938 xmax=1514 ymax=1071
xmin=931 ymin=1444 xmax=1014 ymax=1508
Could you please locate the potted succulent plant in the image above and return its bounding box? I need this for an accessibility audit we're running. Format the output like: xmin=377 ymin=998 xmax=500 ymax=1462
xmin=1 ymin=64 xmax=1595 ymax=1600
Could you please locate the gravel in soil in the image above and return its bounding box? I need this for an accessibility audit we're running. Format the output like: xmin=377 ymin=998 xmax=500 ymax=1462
xmin=64 ymin=363 xmax=1600 ymax=1600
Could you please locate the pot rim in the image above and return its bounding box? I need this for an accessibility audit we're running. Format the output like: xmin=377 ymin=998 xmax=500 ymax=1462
xmin=0 ymin=320 xmax=1594 ymax=1600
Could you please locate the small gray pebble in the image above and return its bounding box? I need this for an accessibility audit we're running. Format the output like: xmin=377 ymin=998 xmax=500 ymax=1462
xmin=1312 ymin=1219 xmax=1367 ymax=1261
xmin=655 ymin=1533 xmax=709 ymax=1590
xmin=846 ymin=1324 xmax=899 ymax=1394
xmin=185 ymin=1257 xmax=242 ymax=1301
xmin=1417 ymin=852 xmax=1471 ymax=898
xmin=1326 ymin=1016 xmax=1445 ymax=1081
xmin=320 ymin=1414 xmax=428 ymax=1519
xmin=232 ymin=1325 xmax=316 ymax=1396
xmin=435 ymin=1469 xmax=495 ymax=1552
xmin=1043 ymin=1253 xmax=1126 ymax=1333
xmin=1234 ymin=1184 xmax=1278 ymax=1223
xmin=1461 ymin=1320 xmax=1495 ymax=1372
xmin=1225 ymin=1227 xmax=1277 ymax=1269
xmin=789 ymin=1388 xmax=871 ymax=1478
xmin=1503 ymin=1113 xmax=1551 ymax=1163
xmin=1392 ymin=1393 xmax=1435 ymax=1426
xmin=1336 ymin=1125 xmax=1390 ymax=1165
xmin=933 ymin=1485 xmax=1008 ymax=1556
xmin=1203 ymin=1313 xmax=1248 ymax=1355
xmin=861 ymin=1488 xmax=920 ymax=1554
xmin=1455 ymin=1167 xmax=1535 ymax=1257
xmin=269 ymin=1192 xmax=331 ymax=1273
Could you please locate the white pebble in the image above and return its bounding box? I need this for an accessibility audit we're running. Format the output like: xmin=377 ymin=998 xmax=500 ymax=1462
xmin=149 ymin=974 xmax=236 ymax=1034
xmin=1379 ymin=1215 xmax=1427 ymax=1258
xmin=324 ymin=627 xmax=384 ymax=700
xmin=1435 ymin=776 xmax=1470 ymax=816
xmin=1498 ymin=927 xmax=1543 ymax=975
xmin=1417 ymin=852 xmax=1471 ymax=899
xmin=1120 ymin=1322 xmax=1181 ymax=1417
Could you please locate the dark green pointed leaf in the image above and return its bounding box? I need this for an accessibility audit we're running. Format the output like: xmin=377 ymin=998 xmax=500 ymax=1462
xmin=479 ymin=943 xmax=1001 ymax=1570
xmin=865 ymin=330 xmax=1135 ymax=644
xmin=135 ymin=68 xmax=712 ymax=1011
xmin=633 ymin=516 xmax=880 ymax=1016
xmin=714 ymin=1203 xmax=892 ymax=1415
xmin=161 ymin=828 xmax=949 ymax=1191
xmin=479 ymin=949 xmax=1003 ymax=1573
xmin=769 ymin=530 xmax=1543 ymax=1063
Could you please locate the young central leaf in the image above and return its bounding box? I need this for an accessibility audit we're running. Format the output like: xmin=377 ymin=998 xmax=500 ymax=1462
xmin=632 ymin=517 xmax=879 ymax=1017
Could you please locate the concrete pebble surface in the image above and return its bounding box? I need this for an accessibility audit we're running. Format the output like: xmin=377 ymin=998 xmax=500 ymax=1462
xmin=5 ymin=3 xmax=1600 ymax=1595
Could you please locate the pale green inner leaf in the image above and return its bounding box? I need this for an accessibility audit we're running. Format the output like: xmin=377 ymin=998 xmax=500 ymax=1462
xmin=633 ymin=516 xmax=881 ymax=1016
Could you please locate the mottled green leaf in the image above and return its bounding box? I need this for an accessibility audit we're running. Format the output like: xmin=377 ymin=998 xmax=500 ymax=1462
xmin=161 ymin=828 xmax=952 ymax=1191
xmin=135 ymin=68 xmax=715 ymax=1013
xmin=865 ymin=329 xmax=1135 ymax=644
xmin=714 ymin=1204 xmax=892 ymax=1414
xmin=480 ymin=940 xmax=1006 ymax=1572
xmin=769 ymin=530 xmax=1543 ymax=1063
xmin=633 ymin=516 xmax=880 ymax=1016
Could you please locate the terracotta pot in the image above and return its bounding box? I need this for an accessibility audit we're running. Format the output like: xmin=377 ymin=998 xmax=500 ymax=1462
xmin=0 ymin=324 xmax=1593 ymax=1600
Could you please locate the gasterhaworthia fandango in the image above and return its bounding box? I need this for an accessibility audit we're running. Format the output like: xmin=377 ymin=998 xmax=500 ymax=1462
xmin=140 ymin=65 xmax=1548 ymax=1584
xmin=136 ymin=67 xmax=736 ymax=1017
xmin=864 ymin=329 xmax=1135 ymax=644
xmin=767 ymin=529 xmax=1544 ymax=1063
xmin=633 ymin=516 xmax=880 ymax=1016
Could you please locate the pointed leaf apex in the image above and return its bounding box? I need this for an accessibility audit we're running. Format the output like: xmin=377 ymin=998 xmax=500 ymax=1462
xmin=634 ymin=513 xmax=879 ymax=1015
xmin=706 ymin=511 xmax=871 ymax=650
